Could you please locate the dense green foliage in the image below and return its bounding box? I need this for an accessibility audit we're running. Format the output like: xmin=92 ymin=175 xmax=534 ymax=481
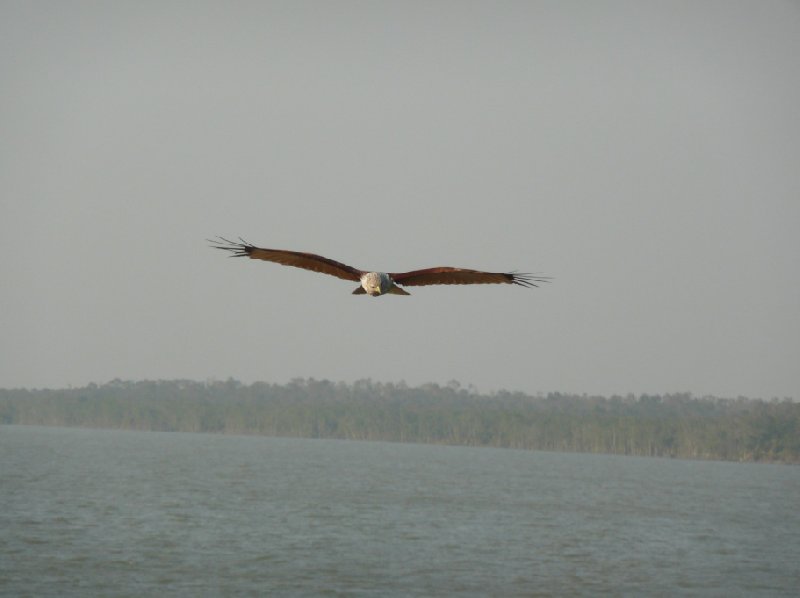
xmin=1 ymin=379 xmax=798 ymax=463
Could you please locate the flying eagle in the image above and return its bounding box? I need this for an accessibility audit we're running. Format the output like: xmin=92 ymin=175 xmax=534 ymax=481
xmin=210 ymin=237 xmax=549 ymax=296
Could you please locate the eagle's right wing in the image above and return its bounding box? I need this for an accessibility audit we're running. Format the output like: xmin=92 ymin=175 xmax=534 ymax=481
xmin=210 ymin=237 xmax=363 ymax=282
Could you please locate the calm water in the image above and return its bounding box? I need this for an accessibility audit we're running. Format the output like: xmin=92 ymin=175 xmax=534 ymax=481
xmin=1 ymin=426 xmax=798 ymax=597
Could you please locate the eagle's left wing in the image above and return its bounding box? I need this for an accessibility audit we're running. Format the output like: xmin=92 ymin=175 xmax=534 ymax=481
xmin=390 ymin=267 xmax=549 ymax=288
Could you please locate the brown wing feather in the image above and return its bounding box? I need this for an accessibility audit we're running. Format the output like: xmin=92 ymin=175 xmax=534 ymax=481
xmin=390 ymin=267 xmax=550 ymax=288
xmin=210 ymin=237 xmax=363 ymax=281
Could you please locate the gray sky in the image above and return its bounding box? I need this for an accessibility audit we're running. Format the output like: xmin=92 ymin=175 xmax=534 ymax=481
xmin=2 ymin=1 xmax=799 ymax=399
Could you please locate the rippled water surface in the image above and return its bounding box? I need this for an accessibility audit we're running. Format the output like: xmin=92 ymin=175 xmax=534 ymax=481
xmin=1 ymin=425 xmax=798 ymax=596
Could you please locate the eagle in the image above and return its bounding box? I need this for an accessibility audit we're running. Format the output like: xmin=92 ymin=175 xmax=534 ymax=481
xmin=210 ymin=237 xmax=549 ymax=296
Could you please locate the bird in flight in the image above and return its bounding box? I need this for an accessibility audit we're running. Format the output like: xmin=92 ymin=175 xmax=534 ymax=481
xmin=210 ymin=237 xmax=549 ymax=296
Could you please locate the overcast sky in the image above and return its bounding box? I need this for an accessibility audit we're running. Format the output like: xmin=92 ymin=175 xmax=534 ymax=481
xmin=2 ymin=1 xmax=798 ymax=399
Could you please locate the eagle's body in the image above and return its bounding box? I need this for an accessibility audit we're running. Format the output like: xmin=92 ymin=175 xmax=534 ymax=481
xmin=358 ymin=271 xmax=409 ymax=296
xmin=210 ymin=238 xmax=549 ymax=296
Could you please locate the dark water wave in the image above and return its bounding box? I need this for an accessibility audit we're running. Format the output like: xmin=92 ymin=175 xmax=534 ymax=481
xmin=2 ymin=426 xmax=799 ymax=596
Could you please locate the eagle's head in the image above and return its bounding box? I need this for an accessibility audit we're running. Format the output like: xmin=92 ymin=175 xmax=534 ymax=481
xmin=360 ymin=272 xmax=392 ymax=296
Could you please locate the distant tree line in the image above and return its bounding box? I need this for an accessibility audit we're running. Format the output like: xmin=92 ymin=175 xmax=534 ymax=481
xmin=1 ymin=378 xmax=798 ymax=463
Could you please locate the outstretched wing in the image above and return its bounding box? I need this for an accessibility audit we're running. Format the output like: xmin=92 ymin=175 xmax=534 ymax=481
xmin=390 ymin=267 xmax=549 ymax=288
xmin=210 ymin=237 xmax=363 ymax=281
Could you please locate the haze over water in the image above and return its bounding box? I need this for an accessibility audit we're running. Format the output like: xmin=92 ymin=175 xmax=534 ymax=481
xmin=2 ymin=2 xmax=799 ymax=399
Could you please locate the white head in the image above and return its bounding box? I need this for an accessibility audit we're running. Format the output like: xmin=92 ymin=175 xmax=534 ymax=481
xmin=360 ymin=272 xmax=392 ymax=296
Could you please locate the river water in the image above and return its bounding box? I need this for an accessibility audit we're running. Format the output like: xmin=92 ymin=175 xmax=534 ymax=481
xmin=1 ymin=425 xmax=798 ymax=596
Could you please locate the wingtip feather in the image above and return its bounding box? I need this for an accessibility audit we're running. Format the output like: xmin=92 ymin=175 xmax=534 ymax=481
xmin=511 ymin=272 xmax=553 ymax=288
xmin=208 ymin=236 xmax=253 ymax=257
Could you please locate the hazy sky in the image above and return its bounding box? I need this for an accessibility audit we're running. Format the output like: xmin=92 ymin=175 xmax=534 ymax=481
xmin=2 ymin=1 xmax=798 ymax=399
